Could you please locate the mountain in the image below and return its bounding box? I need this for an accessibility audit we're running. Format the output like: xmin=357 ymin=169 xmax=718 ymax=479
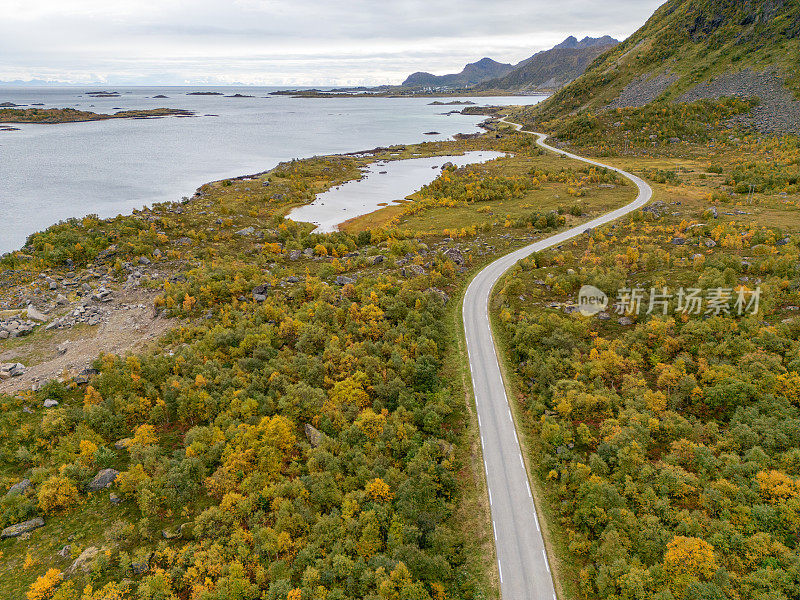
xmin=402 ymin=57 xmax=514 ymax=88
xmin=552 ymin=35 xmax=619 ymax=50
xmin=477 ymin=36 xmax=619 ymax=92
xmin=536 ymin=0 xmax=800 ymax=132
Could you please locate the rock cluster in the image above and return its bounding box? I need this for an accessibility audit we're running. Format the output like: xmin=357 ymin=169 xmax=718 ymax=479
xmin=679 ymin=69 xmax=800 ymax=135
xmin=0 ymin=363 xmax=26 ymax=380
xmin=608 ymin=73 xmax=678 ymax=110
xmin=0 ymin=315 xmax=38 ymax=339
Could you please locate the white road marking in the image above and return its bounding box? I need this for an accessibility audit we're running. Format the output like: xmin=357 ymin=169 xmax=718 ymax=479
xmin=465 ymin=116 xmax=652 ymax=599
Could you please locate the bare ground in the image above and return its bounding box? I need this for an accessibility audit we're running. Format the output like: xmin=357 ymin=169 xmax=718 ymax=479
xmin=0 ymin=288 xmax=174 ymax=395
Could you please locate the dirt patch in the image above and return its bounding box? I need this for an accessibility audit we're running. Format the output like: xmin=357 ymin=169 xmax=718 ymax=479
xmin=0 ymin=288 xmax=174 ymax=395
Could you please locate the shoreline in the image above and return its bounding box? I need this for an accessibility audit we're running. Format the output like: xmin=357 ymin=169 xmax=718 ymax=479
xmin=0 ymin=106 xmax=196 ymax=125
xmin=1 ymin=104 xmax=518 ymax=257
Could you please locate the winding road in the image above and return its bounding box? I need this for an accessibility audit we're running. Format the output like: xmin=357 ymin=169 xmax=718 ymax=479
xmin=463 ymin=117 xmax=652 ymax=599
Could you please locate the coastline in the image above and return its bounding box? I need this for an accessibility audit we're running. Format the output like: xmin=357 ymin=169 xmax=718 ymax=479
xmin=0 ymin=107 xmax=195 ymax=125
xmin=0 ymin=95 xmax=534 ymax=255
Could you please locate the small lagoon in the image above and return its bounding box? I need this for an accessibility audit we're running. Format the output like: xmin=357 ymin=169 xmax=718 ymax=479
xmin=288 ymin=151 xmax=506 ymax=232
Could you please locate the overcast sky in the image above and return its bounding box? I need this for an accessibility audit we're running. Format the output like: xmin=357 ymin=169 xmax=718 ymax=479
xmin=1 ymin=0 xmax=666 ymax=86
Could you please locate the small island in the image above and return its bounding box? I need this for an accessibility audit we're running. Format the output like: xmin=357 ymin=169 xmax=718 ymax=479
xmin=0 ymin=107 xmax=196 ymax=124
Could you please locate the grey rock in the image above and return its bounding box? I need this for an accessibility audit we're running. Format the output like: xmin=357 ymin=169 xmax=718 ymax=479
xmin=57 ymin=545 xmax=72 ymax=559
xmin=305 ymin=423 xmax=323 ymax=448
xmin=67 ymin=546 xmax=100 ymax=575
xmin=402 ymin=264 xmax=426 ymax=277
xmin=1 ymin=517 xmax=44 ymax=539
xmin=335 ymin=275 xmax=355 ymax=285
xmin=44 ymin=398 xmax=59 ymax=408
xmin=236 ymin=226 xmax=256 ymax=236
xmin=443 ymin=247 xmax=464 ymax=265
xmin=425 ymin=287 xmax=450 ymax=304
xmin=131 ymin=555 xmax=151 ymax=575
xmin=5 ymin=478 xmax=31 ymax=497
xmin=87 ymin=468 xmax=119 ymax=491
xmin=670 ymin=237 xmax=686 ymax=245
xmin=370 ymin=255 xmax=386 ymax=265
xmin=252 ymin=283 xmax=271 ymax=302
xmin=26 ymin=305 xmax=48 ymax=322
xmin=618 ymin=316 xmax=634 ymax=326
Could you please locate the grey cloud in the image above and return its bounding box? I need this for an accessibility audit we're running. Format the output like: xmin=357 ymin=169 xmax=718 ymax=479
xmin=2 ymin=0 xmax=666 ymax=85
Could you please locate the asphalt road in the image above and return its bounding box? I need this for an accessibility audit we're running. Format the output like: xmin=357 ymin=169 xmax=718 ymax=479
xmin=463 ymin=118 xmax=652 ymax=599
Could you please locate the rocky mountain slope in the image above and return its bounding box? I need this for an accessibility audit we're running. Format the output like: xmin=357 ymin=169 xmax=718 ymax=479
xmin=535 ymin=0 xmax=800 ymax=133
xmin=402 ymin=57 xmax=514 ymax=88
xmin=400 ymin=36 xmax=618 ymax=91
xmin=477 ymin=36 xmax=619 ymax=92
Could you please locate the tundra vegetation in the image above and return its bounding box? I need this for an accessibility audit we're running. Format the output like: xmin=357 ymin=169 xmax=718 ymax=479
xmin=2 ymin=93 xmax=800 ymax=600
xmin=0 ymin=129 xmax=630 ymax=600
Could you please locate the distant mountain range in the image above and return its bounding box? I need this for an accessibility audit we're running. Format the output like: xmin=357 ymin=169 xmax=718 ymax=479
xmin=401 ymin=36 xmax=619 ymax=92
xmin=402 ymin=57 xmax=515 ymax=88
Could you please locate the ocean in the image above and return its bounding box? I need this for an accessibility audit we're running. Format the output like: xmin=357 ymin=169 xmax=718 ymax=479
xmin=0 ymin=86 xmax=544 ymax=253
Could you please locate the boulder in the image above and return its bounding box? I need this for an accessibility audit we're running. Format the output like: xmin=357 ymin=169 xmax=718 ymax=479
xmin=442 ymin=248 xmax=464 ymax=265
xmin=26 ymin=305 xmax=48 ymax=322
xmin=252 ymin=283 xmax=271 ymax=302
xmin=424 ymin=288 xmax=450 ymax=304
xmin=236 ymin=227 xmax=256 ymax=236
xmin=0 ymin=363 xmax=26 ymax=379
xmin=44 ymin=399 xmax=59 ymax=408
xmin=1 ymin=517 xmax=45 ymax=539
xmin=87 ymin=468 xmax=119 ymax=491
xmin=131 ymin=554 xmax=152 ymax=575
xmin=370 ymin=255 xmax=386 ymax=265
xmin=305 ymin=423 xmax=323 ymax=448
xmin=335 ymin=276 xmax=355 ymax=285
xmin=618 ymin=316 xmax=634 ymax=326
xmin=66 ymin=546 xmax=100 ymax=575
xmin=402 ymin=265 xmax=426 ymax=277
xmin=5 ymin=478 xmax=31 ymax=497
xmin=114 ymin=438 xmax=131 ymax=450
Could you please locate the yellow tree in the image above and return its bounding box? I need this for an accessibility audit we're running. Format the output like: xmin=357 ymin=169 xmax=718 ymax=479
xmin=27 ymin=568 xmax=62 ymax=600
xmin=664 ymin=536 xmax=717 ymax=580
xmin=37 ymin=475 xmax=79 ymax=514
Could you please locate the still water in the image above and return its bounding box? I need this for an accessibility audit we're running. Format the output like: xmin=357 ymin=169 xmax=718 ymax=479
xmin=0 ymin=87 xmax=544 ymax=252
